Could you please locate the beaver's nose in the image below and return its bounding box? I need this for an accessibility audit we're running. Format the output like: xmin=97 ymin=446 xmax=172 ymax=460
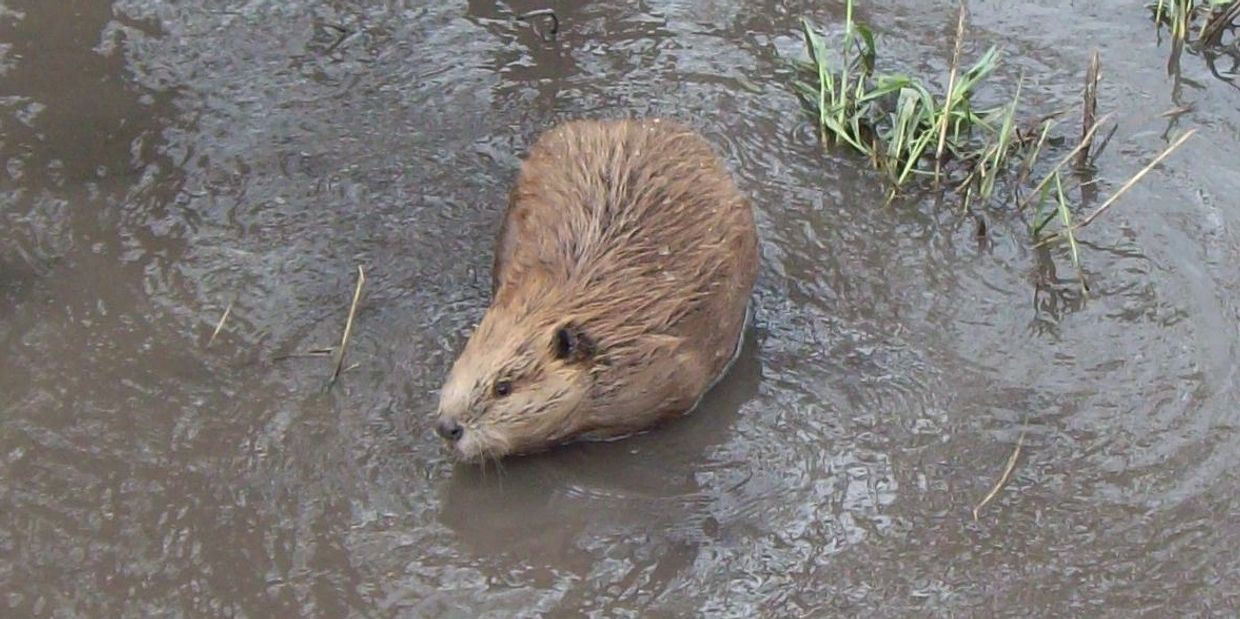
xmin=435 ymin=418 xmax=464 ymax=442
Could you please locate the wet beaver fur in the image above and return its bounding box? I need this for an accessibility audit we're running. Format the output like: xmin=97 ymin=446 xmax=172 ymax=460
xmin=434 ymin=118 xmax=758 ymax=461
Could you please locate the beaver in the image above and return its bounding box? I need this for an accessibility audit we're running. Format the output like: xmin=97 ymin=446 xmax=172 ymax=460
xmin=433 ymin=118 xmax=759 ymax=461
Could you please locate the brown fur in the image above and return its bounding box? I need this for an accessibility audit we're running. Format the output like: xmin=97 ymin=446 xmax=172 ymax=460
xmin=435 ymin=118 xmax=758 ymax=461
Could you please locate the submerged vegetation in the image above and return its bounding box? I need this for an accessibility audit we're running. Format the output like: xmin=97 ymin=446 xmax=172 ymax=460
xmin=792 ymin=0 xmax=1195 ymax=290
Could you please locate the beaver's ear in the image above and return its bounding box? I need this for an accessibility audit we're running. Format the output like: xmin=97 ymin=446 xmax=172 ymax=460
xmin=553 ymin=323 xmax=595 ymax=363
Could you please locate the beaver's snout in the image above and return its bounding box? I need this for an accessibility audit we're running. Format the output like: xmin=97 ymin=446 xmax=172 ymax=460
xmin=435 ymin=417 xmax=464 ymax=443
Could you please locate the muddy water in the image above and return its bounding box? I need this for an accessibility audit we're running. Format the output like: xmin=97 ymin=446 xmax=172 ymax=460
xmin=2 ymin=0 xmax=1239 ymax=616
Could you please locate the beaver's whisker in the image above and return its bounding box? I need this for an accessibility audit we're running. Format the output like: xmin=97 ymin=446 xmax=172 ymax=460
xmin=490 ymin=450 xmax=506 ymax=488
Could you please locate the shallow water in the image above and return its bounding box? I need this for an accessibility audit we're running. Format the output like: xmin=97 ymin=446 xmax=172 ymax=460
xmin=3 ymin=0 xmax=1239 ymax=616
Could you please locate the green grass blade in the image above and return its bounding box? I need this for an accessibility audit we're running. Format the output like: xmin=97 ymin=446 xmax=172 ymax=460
xmin=1031 ymin=180 xmax=1056 ymax=236
xmin=979 ymin=78 xmax=1023 ymax=202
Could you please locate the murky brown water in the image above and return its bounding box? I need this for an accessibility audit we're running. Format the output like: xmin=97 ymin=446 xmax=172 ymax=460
xmin=3 ymin=0 xmax=1240 ymax=616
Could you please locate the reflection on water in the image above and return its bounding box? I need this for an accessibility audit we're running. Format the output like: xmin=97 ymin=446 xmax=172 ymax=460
xmin=2 ymin=0 xmax=1240 ymax=616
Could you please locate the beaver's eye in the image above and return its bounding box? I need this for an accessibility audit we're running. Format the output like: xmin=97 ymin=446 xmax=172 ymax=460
xmin=493 ymin=379 xmax=513 ymax=397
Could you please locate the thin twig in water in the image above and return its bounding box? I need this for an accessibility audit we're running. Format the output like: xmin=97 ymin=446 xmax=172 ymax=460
xmin=329 ymin=265 xmax=366 ymax=386
xmin=973 ymin=429 xmax=1026 ymax=521
xmin=935 ymin=3 xmax=968 ymax=187
xmin=208 ymin=299 xmax=234 ymax=347
xmin=1087 ymin=123 xmax=1120 ymax=167
xmin=1074 ymin=128 xmax=1197 ymax=231
xmin=272 ymin=347 xmax=334 ymax=362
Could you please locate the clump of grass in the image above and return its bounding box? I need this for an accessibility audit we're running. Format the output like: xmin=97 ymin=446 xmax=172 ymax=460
xmin=794 ymin=2 xmax=1028 ymax=204
xmin=793 ymin=1 xmax=1197 ymax=289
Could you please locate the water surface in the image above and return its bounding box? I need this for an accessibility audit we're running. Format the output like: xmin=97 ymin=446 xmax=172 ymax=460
xmin=3 ymin=0 xmax=1239 ymax=616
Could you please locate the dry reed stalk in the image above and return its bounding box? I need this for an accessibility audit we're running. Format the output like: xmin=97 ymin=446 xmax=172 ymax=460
xmin=934 ymin=3 xmax=969 ymax=187
xmin=207 ymin=299 xmax=234 ymax=347
xmin=329 ymin=265 xmax=366 ymax=385
xmin=973 ymin=430 xmax=1026 ymax=521
xmin=1077 ymin=50 xmax=1102 ymax=168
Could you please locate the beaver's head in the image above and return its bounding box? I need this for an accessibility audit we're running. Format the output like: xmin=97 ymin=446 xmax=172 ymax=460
xmin=434 ymin=308 xmax=598 ymax=462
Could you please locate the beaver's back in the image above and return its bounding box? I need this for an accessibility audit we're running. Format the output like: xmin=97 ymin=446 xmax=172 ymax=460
xmin=495 ymin=119 xmax=755 ymax=309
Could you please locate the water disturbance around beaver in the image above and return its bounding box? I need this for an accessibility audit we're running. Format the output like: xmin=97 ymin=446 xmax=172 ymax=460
xmin=2 ymin=0 xmax=1239 ymax=616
